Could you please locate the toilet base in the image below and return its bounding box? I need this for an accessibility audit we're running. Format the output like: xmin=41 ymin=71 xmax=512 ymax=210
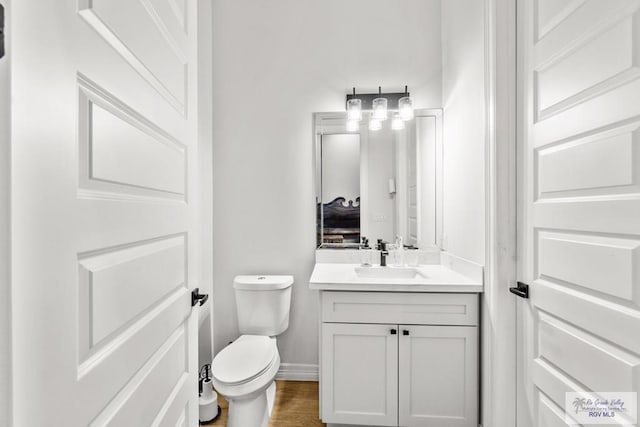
xmin=227 ymin=389 xmax=270 ymax=427
xmin=266 ymin=381 xmax=276 ymax=416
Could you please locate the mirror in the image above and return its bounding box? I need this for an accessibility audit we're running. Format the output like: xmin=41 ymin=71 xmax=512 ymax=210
xmin=314 ymin=109 xmax=442 ymax=249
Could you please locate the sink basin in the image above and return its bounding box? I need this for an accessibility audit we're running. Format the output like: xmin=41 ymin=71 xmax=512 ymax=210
xmin=355 ymin=266 xmax=423 ymax=279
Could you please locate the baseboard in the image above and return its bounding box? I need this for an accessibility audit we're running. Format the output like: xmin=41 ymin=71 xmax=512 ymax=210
xmin=276 ymin=363 xmax=319 ymax=381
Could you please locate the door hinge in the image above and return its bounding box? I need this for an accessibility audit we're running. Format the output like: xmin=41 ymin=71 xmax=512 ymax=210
xmin=509 ymin=281 xmax=529 ymax=299
xmin=191 ymin=288 xmax=209 ymax=307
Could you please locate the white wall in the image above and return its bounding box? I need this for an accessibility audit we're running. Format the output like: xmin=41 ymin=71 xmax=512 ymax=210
xmin=211 ymin=0 xmax=443 ymax=366
xmin=0 ymin=1 xmax=11 ymax=425
xmin=441 ymin=0 xmax=486 ymax=265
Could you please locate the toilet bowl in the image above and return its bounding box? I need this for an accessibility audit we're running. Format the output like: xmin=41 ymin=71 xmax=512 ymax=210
xmin=211 ymin=275 xmax=293 ymax=427
xmin=211 ymin=335 xmax=280 ymax=427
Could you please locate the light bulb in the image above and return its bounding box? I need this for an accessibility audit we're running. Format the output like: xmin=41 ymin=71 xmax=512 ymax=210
xmin=346 ymin=98 xmax=362 ymax=121
xmin=372 ymin=97 xmax=388 ymax=121
xmin=346 ymin=120 xmax=359 ymax=132
xmin=391 ymin=114 xmax=405 ymax=130
xmin=398 ymin=96 xmax=414 ymax=121
xmin=369 ymin=118 xmax=382 ymax=131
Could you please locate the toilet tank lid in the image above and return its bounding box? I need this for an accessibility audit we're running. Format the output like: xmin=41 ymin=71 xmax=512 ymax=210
xmin=233 ymin=275 xmax=294 ymax=290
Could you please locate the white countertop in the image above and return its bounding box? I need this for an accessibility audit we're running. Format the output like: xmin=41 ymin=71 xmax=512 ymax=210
xmin=309 ymin=263 xmax=483 ymax=293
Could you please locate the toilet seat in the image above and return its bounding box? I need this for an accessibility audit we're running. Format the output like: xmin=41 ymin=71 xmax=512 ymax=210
xmin=211 ymin=335 xmax=278 ymax=386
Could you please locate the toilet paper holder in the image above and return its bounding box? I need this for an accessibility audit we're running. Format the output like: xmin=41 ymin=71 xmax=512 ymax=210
xmin=199 ymin=364 xmax=221 ymax=424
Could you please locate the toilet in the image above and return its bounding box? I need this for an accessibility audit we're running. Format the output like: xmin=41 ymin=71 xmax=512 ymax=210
xmin=211 ymin=275 xmax=293 ymax=427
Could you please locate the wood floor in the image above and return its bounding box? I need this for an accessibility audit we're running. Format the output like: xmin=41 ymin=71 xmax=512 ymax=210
xmin=204 ymin=380 xmax=326 ymax=426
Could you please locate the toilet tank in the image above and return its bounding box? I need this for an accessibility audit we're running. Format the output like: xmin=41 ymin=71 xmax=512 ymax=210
xmin=233 ymin=275 xmax=293 ymax=336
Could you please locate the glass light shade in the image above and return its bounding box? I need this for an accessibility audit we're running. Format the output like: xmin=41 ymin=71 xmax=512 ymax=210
xmin=346 ymin=120 xmax=359 ymax=132
xmin=346 ymin=98 xmax=362 ymax=121
xmin=372 ymin=97 xmax=388 ymax=121
xmin=391 ymin=114 xmax=405 ymax=130
xmin=398 ymin=96 xmax=414 ymax=121
xmin=368 ymin=118 xmax=382 ymax=131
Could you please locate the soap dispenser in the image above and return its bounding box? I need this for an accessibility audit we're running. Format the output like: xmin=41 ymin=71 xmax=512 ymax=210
xmin=360 ymin=236 xmax=370 ymax=249
xmin=359 ymin=236 xmax=373 ymax=266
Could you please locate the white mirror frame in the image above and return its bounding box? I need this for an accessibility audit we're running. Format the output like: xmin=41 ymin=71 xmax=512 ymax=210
xmin=394 ymin=108 xmax=443 ymax=248
xmin=313 ymin=109 xmax=443 ymax=249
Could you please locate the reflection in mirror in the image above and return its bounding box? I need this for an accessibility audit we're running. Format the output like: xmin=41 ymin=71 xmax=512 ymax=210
xmin=314 ymin=110 xmax=442 ymax=250
xmin=318 ymin=134 xmax=361 ymax=246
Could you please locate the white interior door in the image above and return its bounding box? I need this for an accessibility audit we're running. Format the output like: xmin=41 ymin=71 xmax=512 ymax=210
xmin=11 ymin=0 xmax=201 ymax=425
xmin=517 ymin=0 xmax=640 ymax=426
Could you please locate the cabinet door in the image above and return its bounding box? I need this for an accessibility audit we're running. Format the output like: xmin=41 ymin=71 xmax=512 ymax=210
xmin=399 ymin=325 xmax=478 ymax=427
xmin=322 ymin=323 xmax=398 ymax=426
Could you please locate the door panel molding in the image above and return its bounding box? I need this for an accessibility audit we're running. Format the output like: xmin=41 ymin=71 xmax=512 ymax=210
xmin=88 ymin=324 xmax=189 ymax=427
xmin=78 ymin=0 xmax=187 ymax=114
xmin=534 ymin=0 xmax=586 ymax=42
xmin=535 ymin=120 xmax=640 ymax=199
xmin=78 ymin=74 xmax=187 ymax=201
xmin=77 ymin=233 xmax=187 ymax=358
xmin=536 ymin=230 xmax=640 ymax=304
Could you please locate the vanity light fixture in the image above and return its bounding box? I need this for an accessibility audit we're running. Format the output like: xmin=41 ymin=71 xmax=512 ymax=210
xmin=346 ymin=87 xmax=363 ymax=122
xmin=398 ymin=85 xmax=414 ymax=121
xmin=391 ymin=113 xmax=405 ymax=130
xmin=372 ymin=86 xmax=388 ymax=121
xmin=346 ymin=120 xmax=359 ymax=132
xmin=345 ymin=86 xmax=413 ymax=132
xmin=368 ymin=118 xmax=382 ymax=131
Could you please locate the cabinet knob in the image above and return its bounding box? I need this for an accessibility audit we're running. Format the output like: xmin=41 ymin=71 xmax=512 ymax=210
xmin=390 ymin=328 xmax=397 ymax=335
xmin=403 ymin=330 xmax=410 ymax=336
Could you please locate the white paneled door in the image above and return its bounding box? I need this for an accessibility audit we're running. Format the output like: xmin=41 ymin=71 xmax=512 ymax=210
xmin=517 ymin=0 xmax=640 ymax=426
xmin=12 ymin=0 xmax=201 ymax=426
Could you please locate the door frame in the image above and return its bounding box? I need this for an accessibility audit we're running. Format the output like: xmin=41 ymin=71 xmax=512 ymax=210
xmin=483 ymin=0 xmax=518 ymax=426
xmin=195 ymin=0 xmax=214 ymax=367
xmin=0 ymin=1 xmax=12 ymax=426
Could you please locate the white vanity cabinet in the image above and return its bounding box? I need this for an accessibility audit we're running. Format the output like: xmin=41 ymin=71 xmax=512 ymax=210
xmin=321 ymin=322 xmax=399 ymax=426
xmin=319 ymin=291 xmax=478 ymax=427
xmin=398 ymin=324 xmax=477 ymax=426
